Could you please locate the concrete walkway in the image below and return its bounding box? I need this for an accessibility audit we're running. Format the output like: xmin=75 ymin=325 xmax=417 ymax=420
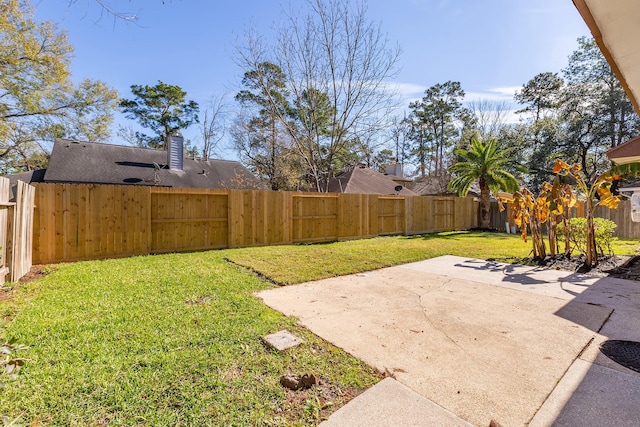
xmin=256 ymin=255 xmax=640 ymax=427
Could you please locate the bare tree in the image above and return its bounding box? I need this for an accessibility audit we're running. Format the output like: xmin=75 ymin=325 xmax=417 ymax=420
xmin=65 ymin=0 xmax=141 ymax=23
xmin=347 ymin=122 xmax=392 ymax=170
xmin=0 ymin=125 xmax=49 ymax=174
xmin=199 ymin=95 xmax=227 ymax=160
xmin=388 ymin=115 xmax=412 ymax=170
xmin=116 ymin=125 xmax=146 ymax=147
xmin=236 ymin=0 xmax=401 ymax=191
xmin=231 ymin=110 xmax=301 ymax=190
xmin=467 ymin=99 xmax=512 ymax=141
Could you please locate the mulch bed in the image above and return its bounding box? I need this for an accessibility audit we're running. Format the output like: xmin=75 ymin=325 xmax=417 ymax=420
xmin=530 ymin=254 xmax=640 ymax=281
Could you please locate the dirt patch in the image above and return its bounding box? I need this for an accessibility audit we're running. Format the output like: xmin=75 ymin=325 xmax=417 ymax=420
xmin=0 ymin=265 xmax=51 ymax=304
xmin=18 ymin=265 xmax=52 ymax=283
xmin=527 ymin=254 xmax=640 ymax=281
xmin=0 ymin=285 xmax=15 ymax=302
xmin=272 ymin=375 xmax=369 ymax=424
xmin=270 ymin=341 xmax=382 ymax=424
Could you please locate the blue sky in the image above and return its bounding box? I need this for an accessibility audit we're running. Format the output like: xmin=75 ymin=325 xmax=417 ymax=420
xmin=33 ymin=0 xmax=589 ymax=156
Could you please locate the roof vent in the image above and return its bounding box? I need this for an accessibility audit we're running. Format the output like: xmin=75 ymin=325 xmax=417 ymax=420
xmin=166 ymin=129 xmax=183 ymax=171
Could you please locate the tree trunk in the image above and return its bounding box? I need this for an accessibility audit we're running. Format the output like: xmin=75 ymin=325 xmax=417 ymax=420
xmin=585 ymin=200 xmax=598 ymax=268
xmin=548 ymin=215 xmax=557 ymax=256
xmin=563 ymin=216 xmax=572 ymax=256
xmin=479 ymin=178 xmax=491 ymax=229
xmin=530 ymin=214 xmax=547 ymax=259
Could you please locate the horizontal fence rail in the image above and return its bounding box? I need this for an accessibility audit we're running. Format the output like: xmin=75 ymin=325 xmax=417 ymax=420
xmin=32 ymin=184 xmax=479 ymax=264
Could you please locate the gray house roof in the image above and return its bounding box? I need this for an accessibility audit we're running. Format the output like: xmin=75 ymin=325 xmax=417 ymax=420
xmin=619 ymin=180 xmax=640 ymax=194
xmin=327 ymin=165 xmax=416 ymax=196
xmin=19 ymin=139 xmax=265 ymax=190
xmin=7 ymin=169 xmax=46 ymax=187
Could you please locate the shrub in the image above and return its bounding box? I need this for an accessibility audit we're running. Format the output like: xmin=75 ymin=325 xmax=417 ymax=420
xmin=558 ymin=217 xmax=618 ymax=256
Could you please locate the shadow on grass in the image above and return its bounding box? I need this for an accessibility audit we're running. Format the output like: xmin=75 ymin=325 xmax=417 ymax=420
xmin=404 ymin=230 xmax=520 ymax=241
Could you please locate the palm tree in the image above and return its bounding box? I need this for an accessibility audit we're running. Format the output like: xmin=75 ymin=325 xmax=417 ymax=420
xmin=448 ymin=137 xmax=520 ymax=229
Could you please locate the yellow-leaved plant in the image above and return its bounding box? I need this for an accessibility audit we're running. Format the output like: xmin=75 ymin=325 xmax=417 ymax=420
xmin=553 ymin=160 xmax=640 ymax=267
xmin=498 ymin=159 xmax=640 ymax=268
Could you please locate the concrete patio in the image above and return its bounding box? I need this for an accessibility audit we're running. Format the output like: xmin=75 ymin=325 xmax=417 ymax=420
xmin=256 ymin=255 xmax=640 ymax=426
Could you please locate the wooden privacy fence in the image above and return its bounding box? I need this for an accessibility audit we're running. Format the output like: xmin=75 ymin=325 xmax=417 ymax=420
xmin=594 ymin=201 xmax=640 ymax=239
xmin=0 ymin=178 xmax=35 ymax=283
xmin=32 ymin=183 xmax=479 ymax=264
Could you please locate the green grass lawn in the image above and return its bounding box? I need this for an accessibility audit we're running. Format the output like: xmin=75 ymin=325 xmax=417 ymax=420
xmin=226 ymin=230 xmax=640 ymax=285
xmin=1 ymin=231 xmax=637 ymax=425
xmin=0 ymin=252 xmax=380 ymax=426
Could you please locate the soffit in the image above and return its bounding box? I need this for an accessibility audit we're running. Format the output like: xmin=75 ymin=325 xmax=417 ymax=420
xmin=573 ymin=0 xmax=640 ymax=115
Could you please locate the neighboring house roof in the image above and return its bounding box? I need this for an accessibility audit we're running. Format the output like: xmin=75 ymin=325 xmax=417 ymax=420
xmin=606 ymin=134 xmax=640 ymax=165
xmin=573 ymin=0 xmax=640 ymax=115
xmin=327 ymin=165 xmax=416 ymax=195
xmin=7 ymin=169 xmax=46 ymax=187
xmin=20 ymin=139 xmax=265 ymax=190
xmin=619 ymin=180 xmax=640 ymax=193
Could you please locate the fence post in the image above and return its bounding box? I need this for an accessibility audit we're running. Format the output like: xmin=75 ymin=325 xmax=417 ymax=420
xmin=9 ymin=181 xmax=35 ymax=282
xmin=404 ymin=196 xmax=412 ymax=235
xmin=282 ymin=191 xmax=293 ymax=244
xmin=0 ymin=178 xmax=11 ymax=284
xmin=227 ymin=189 xmax=241 ymax=248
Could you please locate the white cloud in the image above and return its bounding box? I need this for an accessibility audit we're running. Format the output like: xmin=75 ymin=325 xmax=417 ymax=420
xmin=390 ymin=82 xmax=521 ymax=104
xmin=490 ymin=86 xmax=521 ymax=97
xmin=465 ymin=87 xmax=520 ymax=102
xmin=388 ymin=82 xmax=526 ymax=124
xmin=387 ymin=82 xmax=427 ymax=99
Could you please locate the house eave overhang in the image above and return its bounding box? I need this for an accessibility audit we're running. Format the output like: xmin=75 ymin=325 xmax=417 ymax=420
xmin=606 ymin=135 xmax=640 ymax=165
xmin=606 ymin=155 xmax=640 ymax=166
xmin=573 ymin=0 xmax=640 ymax=116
